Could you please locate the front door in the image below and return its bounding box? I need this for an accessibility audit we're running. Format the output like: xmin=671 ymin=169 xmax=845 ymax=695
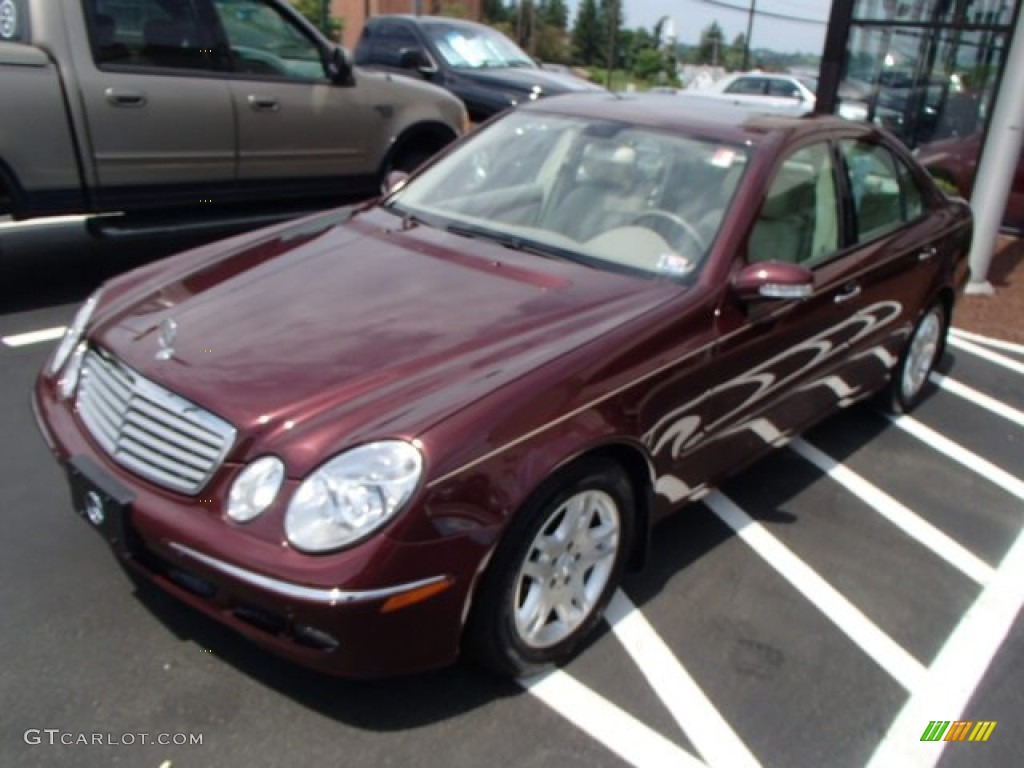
xmin=209 ymin=0 xmax=373 ymax=200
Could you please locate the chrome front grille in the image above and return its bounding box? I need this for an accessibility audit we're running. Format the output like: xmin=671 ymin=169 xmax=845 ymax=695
xmin=75 ymin=348 xmax=236 ymax=495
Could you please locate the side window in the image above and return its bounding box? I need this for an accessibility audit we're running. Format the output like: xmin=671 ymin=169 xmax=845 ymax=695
xmin=84 ymin=0 xmax=216 ymax=70
xmin=749 ymin=142 xmax=840 ymax=267
xmin=372 ymin=22 xmax=421 ymax=68
xmin=1 ymin=0 xmax=26 ymax=43
xmin=211 ymin=0 xmax=325 ymax=80
xmin=725 ymin=77 xmax=765 ymax=95
xmin=767 ymin=79 xmax=800 ymax=99
xmin=840 ymin=140 xmax=924 ymax=242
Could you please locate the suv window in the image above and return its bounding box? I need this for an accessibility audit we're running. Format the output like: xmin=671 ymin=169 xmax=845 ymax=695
xmin=0 ymin=0 xmax=25 ymax=42
xmin=840 ymin=139 xmax=925 ymax=241
xmin=212 ymin=0 xmax=325 ymax=80
xmin=84 ymin=0 xmax=216 ymax=70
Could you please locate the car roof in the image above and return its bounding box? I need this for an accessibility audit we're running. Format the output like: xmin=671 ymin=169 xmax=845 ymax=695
xmin=370 ymin=14 xmax=491 ymax=31
xmin=519 ymin=92 xmax=856 ymax=147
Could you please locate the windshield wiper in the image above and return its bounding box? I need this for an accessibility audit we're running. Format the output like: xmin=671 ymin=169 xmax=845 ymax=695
xmin=444 ymin=222 xmax=577 ymax=263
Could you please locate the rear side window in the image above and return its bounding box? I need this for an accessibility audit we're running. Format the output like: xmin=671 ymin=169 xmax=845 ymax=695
xmin=840 ymin=140 xmax=926 ymax=242
xmin=0 ymin=0 xmax=26 ymax=42
xmin=725 ymin=77 xmax=766 ymax=95
xmin=83 ymin=0 xmax=218 ymax=71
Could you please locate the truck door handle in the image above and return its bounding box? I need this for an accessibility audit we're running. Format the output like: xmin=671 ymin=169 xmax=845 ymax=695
xmin=247 ymin=94 xmax=280 ymax=112
xmin=918 ymin=246 xmax=937 ymax=262
xmin=104 ymin=88 xmax=146 ymax=107
xmin=833 ymin=282 xmax=862 ymax=304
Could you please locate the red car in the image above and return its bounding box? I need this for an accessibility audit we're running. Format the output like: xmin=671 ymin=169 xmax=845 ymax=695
xmin=34 ymin=95 xmax=972 ymax=679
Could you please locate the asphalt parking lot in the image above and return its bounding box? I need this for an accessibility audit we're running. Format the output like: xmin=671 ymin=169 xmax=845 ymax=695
xmin=1 ymin=220 xmax=1022 ymax=768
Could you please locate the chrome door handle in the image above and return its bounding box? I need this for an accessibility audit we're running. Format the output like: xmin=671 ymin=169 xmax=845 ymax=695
xmin=833 ymin=283 xmax=862 ymax=304
xmin=247 ymin=94 xmax=280 ymax=112
xmin=918 ymin=246 xmax=937 ymax=262
xmin=105 ymin=88 xmax=146 ymax=107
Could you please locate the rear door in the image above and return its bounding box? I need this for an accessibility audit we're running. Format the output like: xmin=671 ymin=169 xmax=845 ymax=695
xmin=74 ymin=0 xmax=235 ymax=210
xmin=210 ymin=0 xmax=374 ymax=200
xmin=833 ymin=136 xmax=949 ymax=385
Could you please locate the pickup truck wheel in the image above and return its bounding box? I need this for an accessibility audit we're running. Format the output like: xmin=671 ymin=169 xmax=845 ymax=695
xmin=466 ymin=459 xmax=633 ymax=678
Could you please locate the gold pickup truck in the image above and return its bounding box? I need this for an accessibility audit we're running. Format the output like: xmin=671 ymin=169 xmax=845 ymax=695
xmin=0 ymin=0 xmax=467 ymax=226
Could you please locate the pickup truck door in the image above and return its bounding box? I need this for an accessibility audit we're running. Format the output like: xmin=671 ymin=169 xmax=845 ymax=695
xmin=73 ymin=0 xmax=235 ymax=210
xmin=210 ymin=0 xmax=374 ymax=200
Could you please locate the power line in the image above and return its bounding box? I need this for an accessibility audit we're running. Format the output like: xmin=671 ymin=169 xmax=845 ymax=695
xmin=698 ymin=0 xmax=828 ymax=26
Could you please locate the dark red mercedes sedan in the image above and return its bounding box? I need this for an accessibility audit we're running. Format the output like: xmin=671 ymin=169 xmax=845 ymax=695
xmin=34 ymin=94 xmax=971 ymax=679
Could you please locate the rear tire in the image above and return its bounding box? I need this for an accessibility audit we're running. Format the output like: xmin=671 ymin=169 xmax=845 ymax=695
xmin=887 ymin=302 xmax=947 ymax=413
xmin=466 ymin=459 xmax=634 ymax=678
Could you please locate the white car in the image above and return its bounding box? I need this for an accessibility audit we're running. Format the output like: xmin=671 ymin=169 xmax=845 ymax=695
xmin=684 ymin=72 xmax=869 ymax=122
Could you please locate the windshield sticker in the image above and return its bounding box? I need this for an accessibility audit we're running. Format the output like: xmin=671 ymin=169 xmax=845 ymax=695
xmin=0 ymin=0 xmax=17 ymax=40
xmin=657 ymin=253 xmax=694 ymax=276
xmin=711 ymin=148 xmax=736 ymax=168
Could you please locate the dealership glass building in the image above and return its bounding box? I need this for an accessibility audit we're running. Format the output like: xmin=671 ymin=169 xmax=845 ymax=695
xmin=818 ymin=0 xmax=1024 ymax=290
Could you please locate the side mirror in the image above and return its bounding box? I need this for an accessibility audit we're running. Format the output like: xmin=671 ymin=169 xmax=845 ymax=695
xmin=733 ymin=261 xmax=814 ymax=302
xmin=398 ymin=47 xmax=434 ymax=75
xmin=328 ymin=45 xmax=355 ymax=86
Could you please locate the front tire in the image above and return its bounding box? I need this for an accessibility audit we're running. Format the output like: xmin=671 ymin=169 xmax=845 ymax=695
xmin=887 ymin=302 xmax=947 ymax=413
xmin=466 ymin=459 xmax=634 ymax=677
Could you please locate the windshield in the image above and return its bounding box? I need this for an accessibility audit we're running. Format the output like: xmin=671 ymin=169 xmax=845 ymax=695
xmin=388 ymin=111 xmax=749 ymax=282
xmin=422 ymin=22 xmax=536 ymax=69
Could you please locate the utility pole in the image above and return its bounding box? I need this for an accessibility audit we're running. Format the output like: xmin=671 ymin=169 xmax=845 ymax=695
xmin=742 ymin=0 xmax=756 ymax=71
xmin=605 ymin=0 xmax=618 ymax=88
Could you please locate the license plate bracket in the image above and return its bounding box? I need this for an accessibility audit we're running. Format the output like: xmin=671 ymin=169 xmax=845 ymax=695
xmin=66 ymin=455 xmax=135 ymax=555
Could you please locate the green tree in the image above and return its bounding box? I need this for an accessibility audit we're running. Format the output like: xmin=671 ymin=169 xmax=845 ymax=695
xmin=571 ymin=0 xmax=602 ymax=65
xmin=726 ymin=33 xmax=747 ymax=71
xmin=697 ymin=21 xmax=725 ymax=66
xmin=482 ymin=0 xmax=511 ymax=25
xmin=539 ymin=0 xmax=569 ymax=30
xmin=289 ymin=0 xmax=343 ymax=41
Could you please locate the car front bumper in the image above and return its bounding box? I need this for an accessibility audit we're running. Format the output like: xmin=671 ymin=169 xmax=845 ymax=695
xmin=33 ymin=377 xmax=493 ymax=679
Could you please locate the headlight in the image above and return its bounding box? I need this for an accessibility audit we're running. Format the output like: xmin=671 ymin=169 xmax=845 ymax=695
xmin=227 ymin=456 xmax=285 ymax=522
xmin=285 ymin=441 xmax=422 ymax=553
xmin=49 ymin=292 xmax=100 ymax=376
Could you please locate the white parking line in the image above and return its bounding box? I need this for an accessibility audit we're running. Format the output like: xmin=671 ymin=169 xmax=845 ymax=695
xmin=1 ymin=326 xmax=66 ymax=347
xmin=705 ymin=491 xmax=927 ymax=692
xmin=605 ymin=591 xmax=762 ymax=768
xmin=951 ymin=327 xmax=1024 ymax=356
xmin=790 ymin=439 xmax=995 ymax=585
xmin=520 ymin=668 xmax=707 ymax=768
xmin=947 ymin=335 xmax=1024 ymax=376
xmin=887 ymin=415 xmax=1024 ymax=501
xmin=929 ymin=372 xmax=1024 ymax=429
xmin=866 ymin=423 xmax=1024 ymax=768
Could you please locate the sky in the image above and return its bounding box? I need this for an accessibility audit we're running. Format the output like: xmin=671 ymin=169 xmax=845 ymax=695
xmin=569 ymin=0 xmax=832 ymax=55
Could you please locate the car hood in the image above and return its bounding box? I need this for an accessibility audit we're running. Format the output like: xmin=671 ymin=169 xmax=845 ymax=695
xmin=91 ymin=208 xmax=676 ymax=468
xmin=457 ymin=66 xmax=604 ymax=95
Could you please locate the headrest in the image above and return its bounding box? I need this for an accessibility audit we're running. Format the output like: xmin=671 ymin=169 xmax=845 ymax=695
xmin=580 ymin=142 xmax=636 ymax=187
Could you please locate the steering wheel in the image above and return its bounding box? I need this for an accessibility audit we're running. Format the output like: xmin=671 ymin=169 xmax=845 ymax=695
xmin=632 ymin=210 xmax=707 ymax=253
